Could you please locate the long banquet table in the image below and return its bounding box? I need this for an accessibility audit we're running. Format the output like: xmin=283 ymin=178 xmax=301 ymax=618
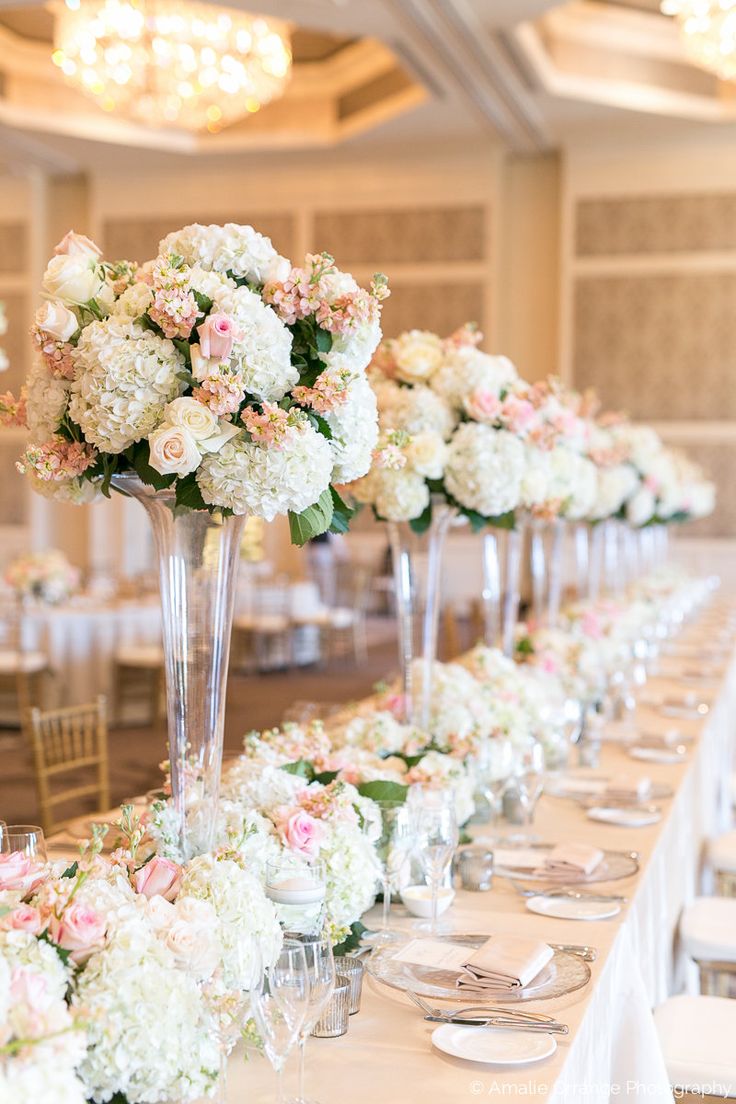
xmin=226 ymin=602 xmax=736 ymax=1103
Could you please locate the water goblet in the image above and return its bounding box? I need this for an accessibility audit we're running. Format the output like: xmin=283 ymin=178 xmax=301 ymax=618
xmin=414 ymin=803 xmax=458 ymax=935
xmin=373 ymin=801 xmax=413 ymax=944
xmin=513 ymin=740 xmax=545 ymax=841
xmin=289 ymin=934 xmax=336 ymax=1104
xmin=250 ymin=939 xmax=309 ymax=1104
xmin=1 ymin=824 xmax=47 ymax=861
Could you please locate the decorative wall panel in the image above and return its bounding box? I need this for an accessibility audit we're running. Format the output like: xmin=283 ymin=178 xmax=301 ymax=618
xmin=103 ymin=214 xmax=296 ymax=264
xmin=573 ymin=273 xmax=736 ymax=420
xmin=313 ymin=206 xmax=486 ymax=264
xmin=576 ymin=193 xmax=736 ymax=256
xmin=1 ymin=293 xmax=28 ymax=395
xmin=380 ymin=281 xmax=486 ymax=338
xmin=0 ymin=223 xmax=27 ymax=275
xmin=0 ymin=437 xmax=26 ymax=526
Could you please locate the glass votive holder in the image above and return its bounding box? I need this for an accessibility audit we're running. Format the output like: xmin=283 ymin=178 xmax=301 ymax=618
xmin=457 ymin=846 xmax=494 ymax=891
xmin=335 ymin=956 xmax=364 ymax=1014
xmin=311 ymin=976 xmax=351 ymax=1038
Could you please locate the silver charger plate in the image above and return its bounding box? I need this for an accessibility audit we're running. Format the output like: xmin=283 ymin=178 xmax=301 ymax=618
xmin=545 ymin=776 xmax=673 ymax=803
xmin=493 ymin=843 xmax=639 ymax=884
xmin=366 ymin=933 xmax=591 ymax=1003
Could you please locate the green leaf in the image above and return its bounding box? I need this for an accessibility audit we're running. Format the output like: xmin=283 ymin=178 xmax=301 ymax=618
xmin=309 ymin=412 xmax=333 ymax=441
xmin=460 ymin=507 xmax=489 ymax=533
xmin=172 ymin=337 xmax=192 ymax=367
xmin=313 ymin=769 xmax=339 ymax=785
xmin=409 ymin=503 xmax=433 ymax=534
xmin=174 ymin=472 xmax=208 ymax=511
xmin=516 ymin=636 xmax=534 ymax=656
xmin=356 ymin=780 xmax=408 ymax=805
xmin=391 ymin=751 xmax=427 ymax=769
xmin=332 ymin=920 xmax=367 ymax=957
xmin=288 ymin=488 xmax=334 ymax=547
xmin=130 ymin=442 xmax=176 ymax=492
xmin=458 ymin=828 xmax=472 ymax=846
xmin=280 ymin=759 xmax=315 ymax=781
xmin=315 ymin=327 xmax=332 ymax=354
xmin=328 ymin=485 xmax=355 ymax=536
xmin=192 ymin=289 xmax=213 ymax=315
xmin=487 ymin=510 xmax=517 ymax=531
xmin=62 ymin=861 xmax=79 ymax=879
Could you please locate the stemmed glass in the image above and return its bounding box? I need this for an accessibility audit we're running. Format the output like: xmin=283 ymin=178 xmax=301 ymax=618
xmin=0 ymin=824 xmax=47 ymax=860
xmin=204 ymin=938 xmax=260 ymax=1104
xmin=512 ymin=740 xmax=545 ymax=841
xmin=250 ymin=939 xmax=309 ymax=1104
xmin=469 ymin=737 xmax=514 ymax=831
xmin=374 ymin=801 xmax=413 ymax=944
xmin=290 ymin=935 xmax=336 ymax=1104
xmin=414 ymin=802 xmax=458 ymax=935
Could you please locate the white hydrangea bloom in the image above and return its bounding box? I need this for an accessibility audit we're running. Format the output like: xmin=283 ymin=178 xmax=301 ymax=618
xmin=206 ymin=280 xmax=296 ymax=402
xmin=368 ymin=468 xmax=430 ymax=521
xmin=27 ymin=471 xmax=101 ymax=505
xmin=591 ymin=463 xmax=638 ymax=520
xmin=25 ymin=359 xmax=70 ymax=443
xmin=324 ymin=374 xmax=378 ymax=483
xmin=444 ymin=424 xmax=524 ymax=517
xmin=115 ymin=281 xmax=153 ymax=318
xmin=197 ymin=425 xmax=333 ymax=519
xmin=551 ymin=450 xmax=598 ymax=520
xmin=627 ymin=485 xmax=656 ymax=527
xmin=430 ymin=348 xmax=517 ymax=409
xmin=404 ymin=431 xmax=447 ymax=479
xmin=70 ymin=317 xmax=185 ymax=453
xmin=379 ymin=381 xmax=457 ymax=440
xmin=159 ymin=222 xmax=287 ymax=285
xmin=519 ymin=445 xmax=552 ymax=510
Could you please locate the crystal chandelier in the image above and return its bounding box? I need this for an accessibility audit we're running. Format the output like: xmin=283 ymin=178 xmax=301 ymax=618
xmin=51 ymin=0 xmax=292 ymax=133
xmin=662 ymin=0 xmax=736 ymax=81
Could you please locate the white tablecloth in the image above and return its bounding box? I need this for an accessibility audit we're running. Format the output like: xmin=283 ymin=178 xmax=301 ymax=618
xmin=16 ymin=597 xmax=161 ymax=711
xmin=227 ymin=607 xmax=736 ymax=1102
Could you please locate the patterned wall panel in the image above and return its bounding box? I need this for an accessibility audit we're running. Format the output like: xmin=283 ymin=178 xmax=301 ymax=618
xmin=103 ymin=214 xmax=296 ymax=264
xmin=576 ymin=193 xmax=736 ymax=256
xmin=0 ymin=223 xmax=27 ymax=275
xmin=663 ymin=439 xmax=736 ymax=538
xmin=313 ymin=206 xmax=486 ymax=265
xmin=380 ymin=281 xmax=486 ymax=339
xmin=1 ymin=293 xmax=28 ymax=395
xmin=573 ymin=272 xmax=736 ymax=420
xmin=0 ymin=437 xmax=26 ymax=526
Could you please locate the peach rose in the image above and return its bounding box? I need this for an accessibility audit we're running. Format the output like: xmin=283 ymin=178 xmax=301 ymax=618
xmin=134 ymin=855 xmax=182 ymax=901
xmin=54 ymin=231 xmax=103 ymax=259
xmin=0 ymin=904 xmax=44 ymax=935
xmin=276 ymin=808 xmax=323 ymax=859
xmin=48 ymin=902 xmax=106 ymax=963
xmin=0 ymin=852 xmax=46 ymax=897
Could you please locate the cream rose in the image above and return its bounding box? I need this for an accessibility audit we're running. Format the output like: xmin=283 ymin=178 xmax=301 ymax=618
xmin=42 ymin=254 xmax=105 ymax=306
xmin=165 ymin=397 xmax=218 ymax=441
xmin=392 ymin=331 xmax=445 ymax=384
xmin=35 ymin=300 xmax=78 ymax=343
xmin=148 ymin=423 xmax=201 ymax=476
xmin=404 ymin=431 xmax=447 ymax=479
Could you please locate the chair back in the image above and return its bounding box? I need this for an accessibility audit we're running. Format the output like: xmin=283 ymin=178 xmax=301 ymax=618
xmin=27 ymin=696 xmax=110 ymax=835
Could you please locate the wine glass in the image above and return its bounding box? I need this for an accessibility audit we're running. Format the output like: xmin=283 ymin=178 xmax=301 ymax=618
xmin=1 ymin=825 xmax=47 ymax=861
xmin=469 ymin=737 xmax=514 ymax=831
xmin=204 ymin=937 xmax=260 ymax=1104
xmin=373 ymin=802 xmax=413 ymax=944
xmin=250 ymin=938 xmax=309 ymax=1104
xmin=415 ymin=803 xmax=458 ymax=935
xmin=290 ymin=935 xmax=336 ymax=1104
xmin=513 ymin=740 xmax=545 ymax=841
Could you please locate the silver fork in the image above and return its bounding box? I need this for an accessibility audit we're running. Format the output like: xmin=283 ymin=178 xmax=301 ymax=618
xmin=405 ymin=990 xmax=555 ymax=1023
xmin=510 ymin=879 xmax=627 ymax=904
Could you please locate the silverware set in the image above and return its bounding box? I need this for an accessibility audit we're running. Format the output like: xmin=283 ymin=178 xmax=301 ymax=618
xmin=509 ymin=880 xmax=627 ymax=908
xmin=406 ymin=990 xmax=569 ymax=1034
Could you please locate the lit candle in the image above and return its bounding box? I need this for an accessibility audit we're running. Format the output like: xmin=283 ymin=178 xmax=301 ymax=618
xmin=266 ymin=875 xmax=325 ymax=905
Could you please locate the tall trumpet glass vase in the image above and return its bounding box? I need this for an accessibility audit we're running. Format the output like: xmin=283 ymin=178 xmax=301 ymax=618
xmin=529 ymin=518 xmax=566 ymax=628
xmin=388 ymin=502 xmax=457 ymax=730
xmin=112 ymin=472 xmax=246 ymax=859
xmin=480 ymin=523 xmax=525 ymax=657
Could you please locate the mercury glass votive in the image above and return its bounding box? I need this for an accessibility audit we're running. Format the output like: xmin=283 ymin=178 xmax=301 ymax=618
xmin=335 ymin=957 xmax=364 ymax=1014
xmin=457 ymin=846 xmax=494 ymax=891
xmin=310 ymin=976 xmax=351 ymax=1038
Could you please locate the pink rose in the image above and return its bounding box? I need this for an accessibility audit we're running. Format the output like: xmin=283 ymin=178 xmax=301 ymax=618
xmin=54 ymin=230 xmax=102 ymax=259
xmin=198 ymin=312 xmax=237 ymax=360
xmin=134 ymin=855 xmax=182 ymax=902
xmin=465 ymin=388 xmax=501 ymax=423
xmin=0 ymin=852 xmax=46 ymax=897
xmin=10 ymin=967 xmax=50 ymax=1014
xmin=48 ymin=903 xmax=106 ymax=962
xmin=1 ymin=904 xmax=44 ymax=934
xmin=276 ymin=808 xmax=323 ymax=859
xmin=501 ymin=395 xmax=535 ymax=432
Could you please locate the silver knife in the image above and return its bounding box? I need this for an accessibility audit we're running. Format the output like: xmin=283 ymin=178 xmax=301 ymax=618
xmin=424 ymin=1014 xmax=568 ymax=1034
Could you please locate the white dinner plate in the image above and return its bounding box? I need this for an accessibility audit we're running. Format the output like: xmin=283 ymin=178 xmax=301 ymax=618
xmin=586 ymin=806 xmax=661 ymax=828
xmin=628 ymin=746 xmax=687 ymax=765
xmin=525 ymin=895 xmax=621 ymax=921
xmin=431 ymin=1023 xmax=557 ymax=1066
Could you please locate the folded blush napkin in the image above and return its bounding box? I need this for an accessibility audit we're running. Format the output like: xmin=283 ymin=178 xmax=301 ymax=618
xmin=544 ymin=842 xmax=604 ymax=876
xmin=605 ymin=775 xmax=651 ymax=801
xmin=457 ymin=935 xmax=554 ymax=992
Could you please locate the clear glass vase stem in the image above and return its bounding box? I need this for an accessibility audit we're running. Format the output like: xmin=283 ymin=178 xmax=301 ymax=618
xmin=530 ymin=521 xmax=546 ymax=624
xmin=546 ymin=519 xmax=565 ymax=628
xmin=481 ymin=530 xmax=501 ymax=647
xmin=502 ymin=524 xmax=523 ymax=658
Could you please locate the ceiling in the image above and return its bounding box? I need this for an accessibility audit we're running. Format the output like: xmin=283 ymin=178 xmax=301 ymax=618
xmin=0 ymin=0 xmax=734 ymax=172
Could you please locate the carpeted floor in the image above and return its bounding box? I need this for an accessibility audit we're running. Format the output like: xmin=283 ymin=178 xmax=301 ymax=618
xmin=0 ymin=630 xmax=398 ymax=827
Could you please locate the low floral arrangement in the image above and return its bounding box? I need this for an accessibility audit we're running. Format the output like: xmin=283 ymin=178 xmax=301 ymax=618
xmin=0 ymin=814 xmax=282 ymax=1104
xmin=1 ymin=226 xmax=389 ymax=545
xmin=150 ymin=756 xmax=383 ymax=947
xmin=4 ymin=549 xmax=80 ymax=606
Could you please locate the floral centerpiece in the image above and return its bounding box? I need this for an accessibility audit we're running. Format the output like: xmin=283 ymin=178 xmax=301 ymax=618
xmin=0 ymin=225 xmax=389 ymax=859
xmin=4 ymin=549 xmax=80 ymax=606
xmin=0 ymin=815 xmax=283 ymax=1104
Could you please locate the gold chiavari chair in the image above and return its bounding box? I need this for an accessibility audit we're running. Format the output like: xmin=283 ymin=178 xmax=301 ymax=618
xmin=27 ymin=696 xmax=110 ymax=835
